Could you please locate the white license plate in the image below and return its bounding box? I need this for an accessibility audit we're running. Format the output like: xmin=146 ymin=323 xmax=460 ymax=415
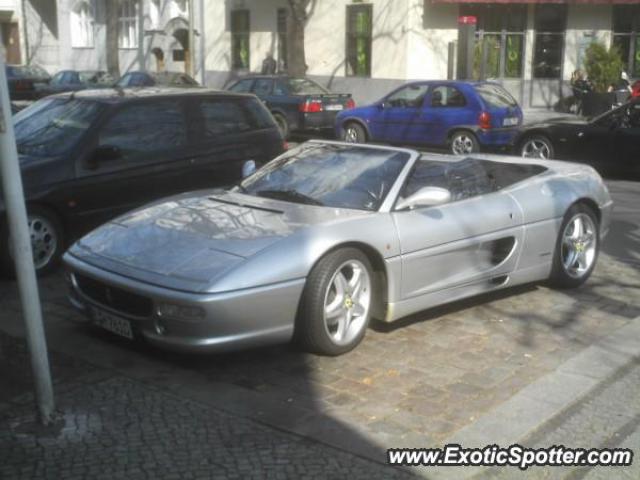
xmin=325 ymin=104 xmax=343 ymax=111
xmin=91 ymin=307 xmax=134 ymax=340
xmin=503 ymin=117 xmax=519 ymax=126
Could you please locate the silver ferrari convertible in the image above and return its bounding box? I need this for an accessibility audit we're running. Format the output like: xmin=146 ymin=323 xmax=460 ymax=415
xmin=63 ymin=141 xmax=613 ymax=355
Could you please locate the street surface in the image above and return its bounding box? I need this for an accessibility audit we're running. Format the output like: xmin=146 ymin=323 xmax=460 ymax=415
xmin=1 ymin=178 xmax=639 ymax=479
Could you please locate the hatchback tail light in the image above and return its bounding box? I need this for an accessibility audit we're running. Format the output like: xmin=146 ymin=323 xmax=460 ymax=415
xmin=299 ymin=100 xmax=323 ymax=113
xmin=345 ymin=98 xmax=356 ymax=109
xmin=478 ymin=111 xmax=492 ymax=130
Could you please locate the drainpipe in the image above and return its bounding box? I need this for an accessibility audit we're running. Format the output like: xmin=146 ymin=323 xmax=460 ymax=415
xmin=199 ymin=0 xmax=205 ymax=85
xmin=188 ymin=0 xmax=195 ymax=77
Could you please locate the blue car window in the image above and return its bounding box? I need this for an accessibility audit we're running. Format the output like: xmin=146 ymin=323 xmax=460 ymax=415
xmin=430 ymin=86 xmax=466 ymax=108
xmin=386 ymin=84 xmax=429 ymax=108
xmin=253 ymin=79 xmax=273 ymax=96
xmin=273 ymin=80 xmax=288 ymax=95
xmin=229 ymin=79 xmax=254 ymax=93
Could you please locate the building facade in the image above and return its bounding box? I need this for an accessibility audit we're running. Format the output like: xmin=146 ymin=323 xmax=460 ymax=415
xmin=12 ymin=1 xmax=640 ymax=108
xmin=204 ymin=0 xmax=640 ymax=108
xmin=0 ymin=0 xmax=24 ymax=64
xmin=21 ymin=0 xmax=205 ymax=80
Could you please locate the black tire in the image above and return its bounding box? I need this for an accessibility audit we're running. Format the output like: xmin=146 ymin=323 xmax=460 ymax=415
xmin=342 ymin=122 xmax=367 ymax=144
xmin=549 ymin=203 xmax=599 ymax=289
xmin=450 ymin=131 xmax=479 ymax=155
xmin=0 ymin=205 xmax=65 ymax=277
xmin=295 ymin=248 xmax=374 ymax=356
xmin=520 ymin=135 xmax=555 ymax=160
xmin=272 ymin=113 xmax=289 ymax=140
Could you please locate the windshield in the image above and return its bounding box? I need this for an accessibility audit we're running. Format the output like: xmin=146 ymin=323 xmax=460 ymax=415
xmin=287 ymin=78 xmax=329 ymax=95
xmin=238 ymin=144 xmax=410 ymax=211
xmin=475 ymin=84 xmax=518 ymax=109
xmin=13 ymin=98 xmax=104 ymax=157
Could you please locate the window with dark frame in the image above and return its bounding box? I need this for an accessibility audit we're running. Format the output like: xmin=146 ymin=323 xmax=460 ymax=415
xmin=612 ymin=6 xmax=640 ymax=78
xmin=460 ymin=4 xmax=526 ymax=80
xmin=533 ymin=5 xmax=567 ymax=79
xmin=346 ymin=4 xmax=372 ymax=77
xmin=231 ymin=10 xmax=250 ymax=70
xmin=277 ymin=8 xmax=288 ymax=72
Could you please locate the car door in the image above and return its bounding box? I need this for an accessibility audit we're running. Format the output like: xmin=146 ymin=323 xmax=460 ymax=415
xmin=613 ymin=102 xmax=640 ymax=176
xmin=66 ymin=99 xmax=191 ymax=230
xmin=566 ymin=112 xmax=619 ymax=171
xmin=180 ymin=96 xmax=267 ymax=189
xmin=368 ymin=83 xmax=430 ymax=143
xmin=417 ymin=85 xmax=475 ymax=146
xmin=392 ymin=158 xmax=524 ymax=300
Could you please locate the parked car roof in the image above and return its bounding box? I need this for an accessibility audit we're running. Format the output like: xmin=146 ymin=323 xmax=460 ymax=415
xmin=48 ymin=87 xmax=246 ymax=103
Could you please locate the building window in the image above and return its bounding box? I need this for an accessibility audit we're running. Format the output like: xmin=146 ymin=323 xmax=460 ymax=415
xmin=533 ymin=5 xmax=567 ymax=79
xmin=612 ymin=6 xmax=640 ymax=78
xmin=346 ymin=4 xmax=372 ymax=77
xmin=460 ymin=4 xmax=526 ymax=80
xmin=231 ymin=10 xmax=250 ymax=70
xmin=277 ymin=8 xmax=288 ymax=72
xmin=71 ymin=1 xmax=94 ymax=48
xmin=118 ymin=0 xmax=139 ymax=49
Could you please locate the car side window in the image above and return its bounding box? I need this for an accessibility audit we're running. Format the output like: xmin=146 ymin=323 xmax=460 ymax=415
xmin=273 ymin=80 xmax=288 ymax=96
xmin=198 ymin=99 xmax=253 ymax=137
xmin=431 ymin=86 xmax=466 ymax=108
xmin=402 ymin=158 xmax=496 ymax=204
xmin=253 ymin=79 xmax=273 ymax=96
xmin=97 ymin=101 xmax=187 ymax=166
xmin=229 ymin=79 xmax=254 ymax=93
xmin=386 ymin=84 xmax=429 ymax=108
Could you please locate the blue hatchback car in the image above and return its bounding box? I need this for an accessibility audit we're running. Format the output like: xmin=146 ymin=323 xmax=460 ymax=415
xmin=335 ymin=81 xmax=522 ymax=154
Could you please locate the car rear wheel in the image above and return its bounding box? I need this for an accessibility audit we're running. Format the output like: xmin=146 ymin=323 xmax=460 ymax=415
xmin=342 ymin=122 xmax=367 ymax=144
xmin=450 ymin=131 xmax=479 ymax=155
xmin=549 ymin=204 xmax=599 ymax=289
xmin=272 ymin=113 xmax=290 ymax=140
xmin=520 ymin=135 xmax=554 ymax=159
xmin=0 ymin=205 xmax=64 ymax=276
xmin=295 ymin=248 xmax=373 ymax=355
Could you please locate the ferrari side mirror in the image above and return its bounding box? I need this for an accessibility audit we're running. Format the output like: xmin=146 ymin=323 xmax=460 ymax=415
xmin=395 ymin=186 xmax=452 ymax=211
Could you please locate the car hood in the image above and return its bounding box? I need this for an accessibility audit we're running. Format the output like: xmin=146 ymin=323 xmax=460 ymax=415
xmin=67 ymin=190 xmax=367 ymax=292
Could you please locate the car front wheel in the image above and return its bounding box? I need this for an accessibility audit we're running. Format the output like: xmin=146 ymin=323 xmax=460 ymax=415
xmin=295 ymin=248 xmax=373 ymax=355
xmin=1 ymin=205 xmax=64 ymax=276
xmin=549 ymin=204 xmax=599 ymax=289
xmin=520 ymin=135 xmax=554 ymax=159
xmin=342 ymin=122 xmax=367 ymax=144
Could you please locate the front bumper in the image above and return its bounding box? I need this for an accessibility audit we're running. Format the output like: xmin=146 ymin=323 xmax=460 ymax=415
xmin=64 ymin=253 xmax=305 ymax=353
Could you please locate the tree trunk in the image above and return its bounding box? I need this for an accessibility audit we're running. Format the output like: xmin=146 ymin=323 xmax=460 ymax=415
xmin=105 ymin=0 xmax=120 ymax=79
xmin=286 ymin=0 xmax=309 ymax=77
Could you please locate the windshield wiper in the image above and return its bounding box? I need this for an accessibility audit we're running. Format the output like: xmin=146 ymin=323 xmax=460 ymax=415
xmin=255 ymin=189 xmax=325 ymax=206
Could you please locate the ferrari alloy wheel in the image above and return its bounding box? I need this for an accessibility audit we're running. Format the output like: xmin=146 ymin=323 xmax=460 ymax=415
xmin=450 ymin=131 xmax=479 ymax=155
xmin=549 ymin=204 xmax=599 ymax=288
xmin=295 ymin=248 xmax=374 ymax=355
xmin=521 ymin=136 xmax=554 ymax=159
xmin=322 ymin=260 xmax=372 ymax=347
xmin=343 ymin=123 xmax=366 ymax=144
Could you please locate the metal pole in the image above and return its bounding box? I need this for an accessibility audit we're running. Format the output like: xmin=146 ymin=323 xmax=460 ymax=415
xmin=199 ymin=0 xmax=206 ymax=85
xmin=0 ymin=57 xmax=55 ymax=424
xmin=188 ymin=0 xmax=195 ymax=78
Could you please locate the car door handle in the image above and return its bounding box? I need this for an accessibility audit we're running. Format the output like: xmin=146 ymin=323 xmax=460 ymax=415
xmin=577 ymin=131 xmax=584 ymax=137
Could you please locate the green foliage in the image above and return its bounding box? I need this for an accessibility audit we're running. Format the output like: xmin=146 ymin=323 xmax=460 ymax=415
xmin=584 ymin=42 xmax=625 ymax=93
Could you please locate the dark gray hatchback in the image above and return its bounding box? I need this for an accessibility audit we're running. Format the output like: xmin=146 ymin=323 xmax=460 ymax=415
xmin=4 ymin=88 xmax=285 ymax=274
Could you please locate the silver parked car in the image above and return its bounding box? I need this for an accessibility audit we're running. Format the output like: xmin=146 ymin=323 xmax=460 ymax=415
xmin=63 ymin=141 xmax=612 ymax=356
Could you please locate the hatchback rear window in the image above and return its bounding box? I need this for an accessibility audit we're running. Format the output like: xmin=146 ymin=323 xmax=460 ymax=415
xmin=287 ymin=78 xmax=328 ymax=95
xmin=475 ymin=84 xmax=518 ymax=109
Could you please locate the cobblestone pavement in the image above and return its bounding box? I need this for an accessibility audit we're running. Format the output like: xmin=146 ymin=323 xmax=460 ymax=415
xmin=0 ymin=180 xmax=638 ymax=478
xmin=0 ymin=334 xmax=413 ymax=480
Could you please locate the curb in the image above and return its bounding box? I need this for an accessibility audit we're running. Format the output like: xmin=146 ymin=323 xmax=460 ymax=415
xmin=418 ymin=317 xmax=640 ymax=480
